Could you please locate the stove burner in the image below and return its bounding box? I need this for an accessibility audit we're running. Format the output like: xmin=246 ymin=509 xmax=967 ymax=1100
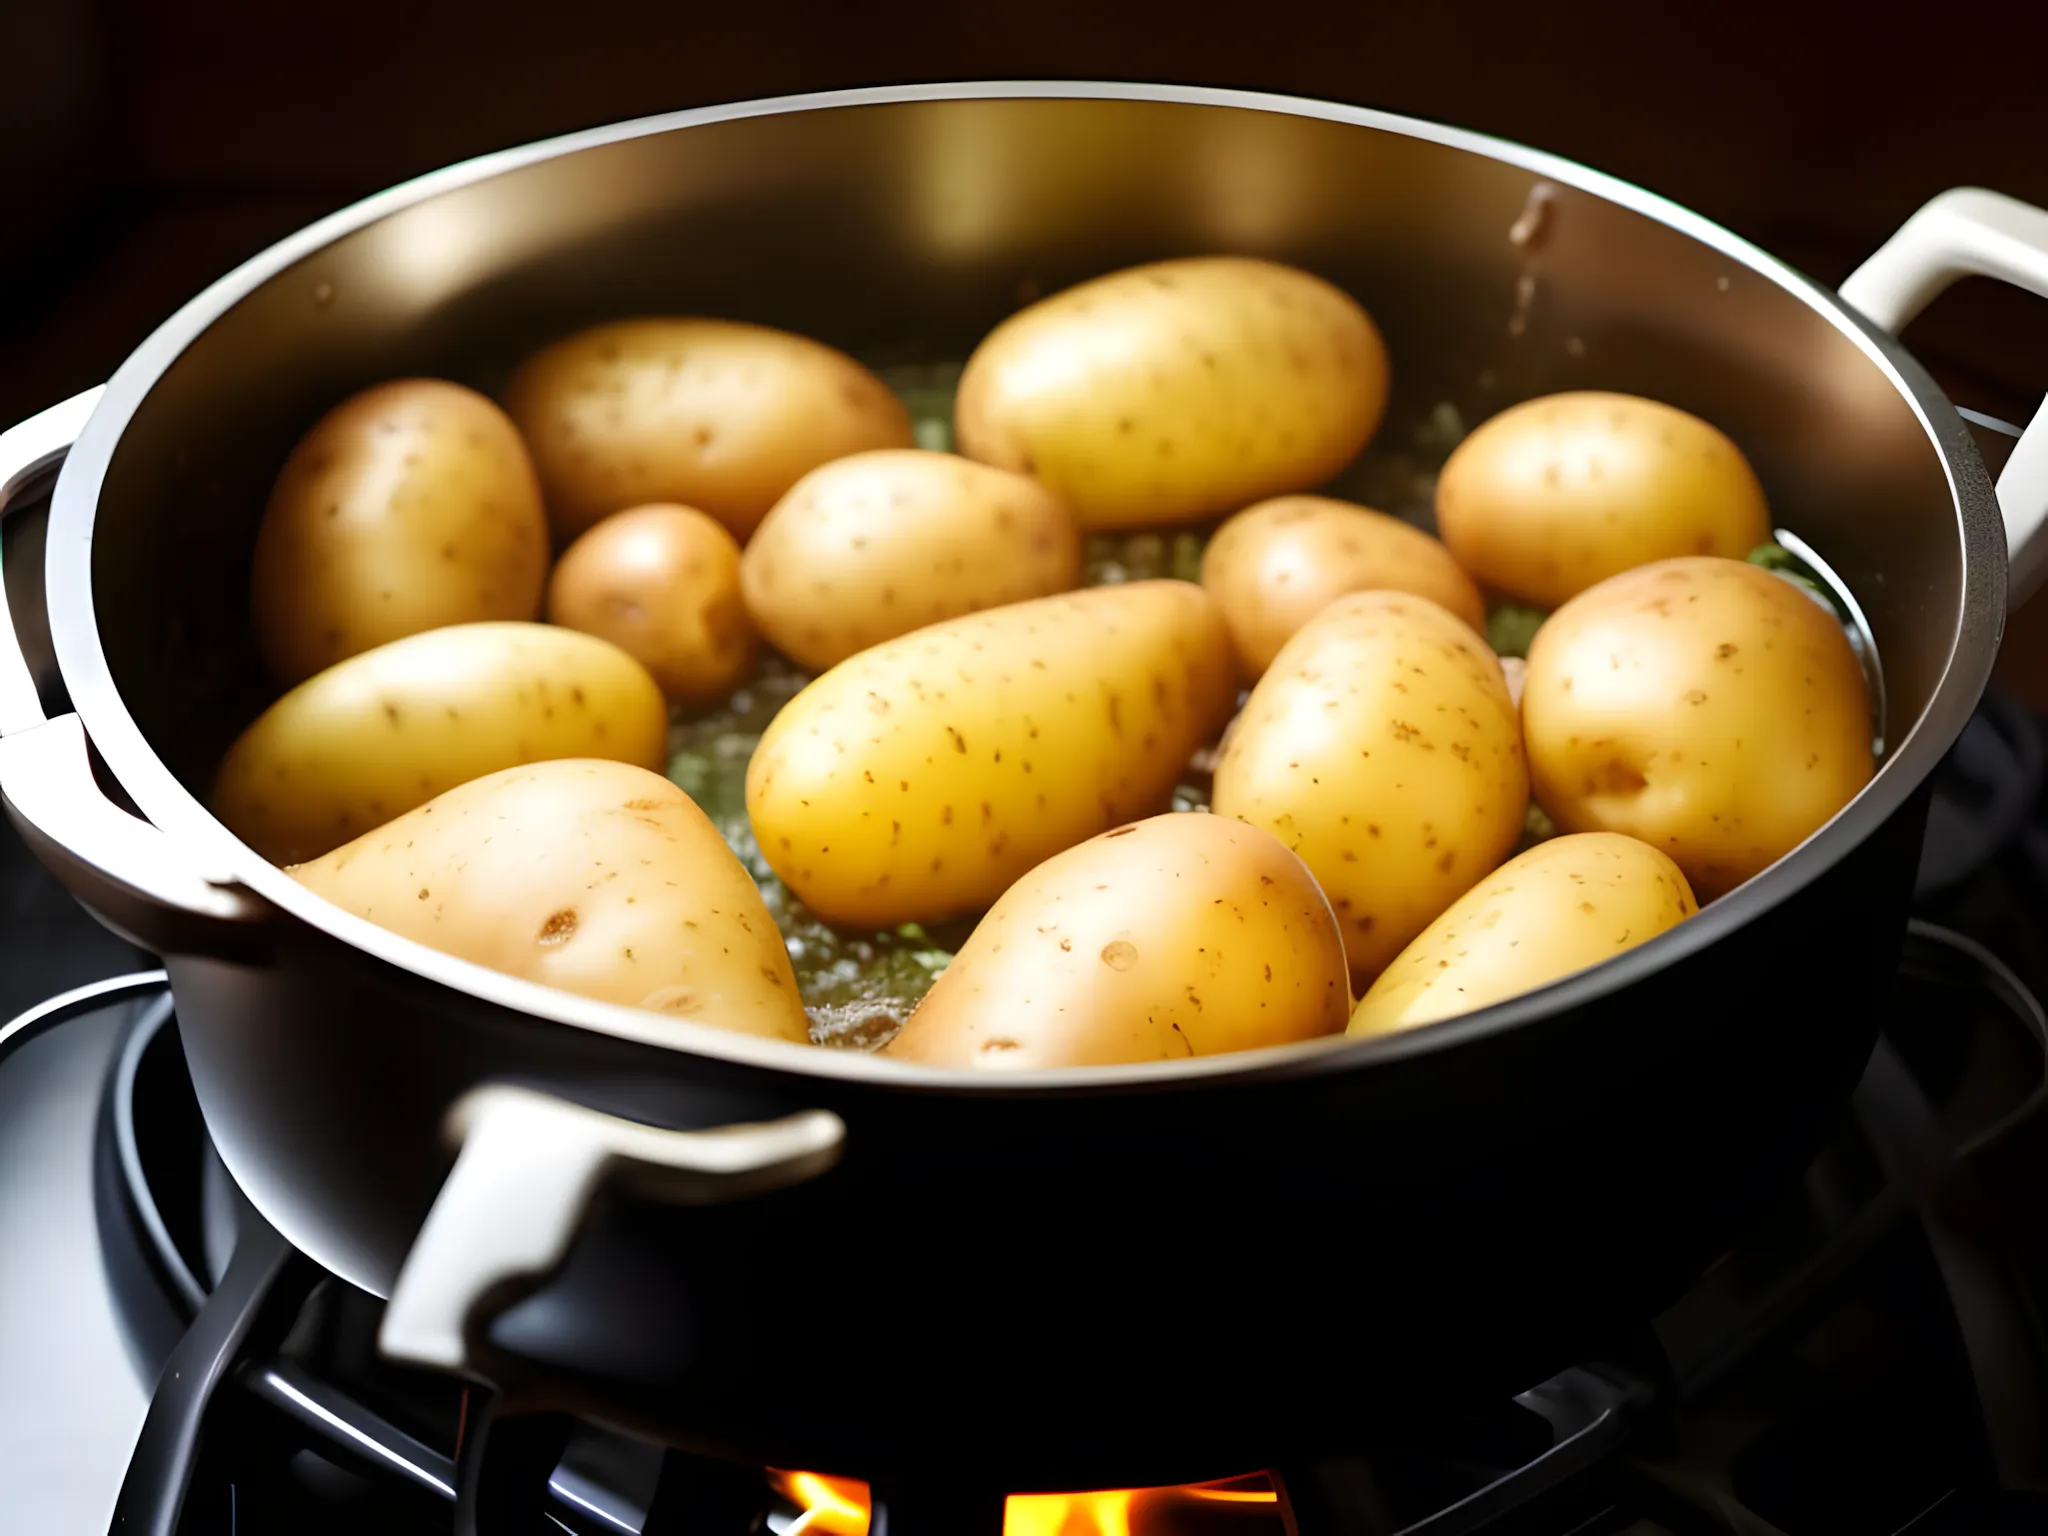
xmin=72 ymin=923 xmax=2048 ymax=1534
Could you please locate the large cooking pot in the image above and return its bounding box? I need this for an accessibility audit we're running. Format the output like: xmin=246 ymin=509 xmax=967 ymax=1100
xmin=4 ymin=83 xmax=2047 ymax=1492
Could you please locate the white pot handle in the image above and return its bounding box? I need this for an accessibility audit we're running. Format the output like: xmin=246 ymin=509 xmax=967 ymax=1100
xmin=378 ymin=1085 xmax=845 ymax=1385
xmin=0 ymin=391 xmax=274 ymax=959
xmin=1838 ymin=188 xmax=2048 ymax=612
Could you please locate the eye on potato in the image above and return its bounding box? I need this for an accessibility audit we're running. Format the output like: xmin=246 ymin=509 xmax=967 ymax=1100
xmin=213 ymin=622 xmax=667 ymax=864
xmin=884 ymin=813 xmax=1351 ymax=1069
xmin=1521 ymin=555 xmax=1874 ymax=900
xmin=546 ymin=504 xmax=755 ymax=708
xmin=746 ymin=580 xmax=1237 ymax=930
xmin=1201 ymin=494 xmax=1485 ymax=680
xmin=1350 ymin=832 xmax=1696 ymax=1037
xmin=291 ymin=760 xmax=811 ymax=1043
xmin=1435 ymin=391 xmax=1773 ymax=609
xmin=955 ymin=257 xmax=1388 ymax=531
xmin=505 ymin=318 xmax=915 ymax=543
xmin=1212 ymin=591 xmax=1528 ymax=986
xmin=250 ymin=379 xmax=549 ymax=688
xmin=741 ymin=449 xmax=1082 ymax=671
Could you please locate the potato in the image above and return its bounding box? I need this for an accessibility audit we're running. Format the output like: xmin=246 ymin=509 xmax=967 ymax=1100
xmin=885 ymin=813 xmax=1350 ymax=1069
xmin=1211 ymin=591 xmax=1527 ymax=985
xmin=546 ymin=504 xmax=754 ymax=707
xmin=504 ymin=318 xmax=914 ymax=543
xmin=249 ymin=379 xmax=549 ymax=687
xmin=741 ymin=450 xmax=1082 ymax=671
xmin=1350 ymin=833 xmax=1696 ymax=1037
xmin=1200 ymin=495 xmax=1485 ymax=680
xmin=213 ymin=622 xmax=667 ymax=865
xmin=1435 ymin=391 xmax=1773 ymax=609
xmin=292 ymin=761 xmax=809 ymax=1042
xmin=1521 ymin=556 xmax=1874 ymax=901
xmin=747 ymin=581 xmax=1236 ymax=929
xmin=955 ymin=257 xmax=1388 ymax=531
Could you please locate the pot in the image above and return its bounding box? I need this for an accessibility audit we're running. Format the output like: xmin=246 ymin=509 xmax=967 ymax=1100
xmin=2 ymin=83 xmax=2046 ymax=1490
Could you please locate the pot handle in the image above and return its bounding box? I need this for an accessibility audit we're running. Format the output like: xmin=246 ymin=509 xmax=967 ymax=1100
xmin=0 ymin=391 xmax=274 ymax=960
xmin=1839 ymin=188 xmax=2048 ymax=612
xmin=378 ymin=1085 xmax=845 ymax=1388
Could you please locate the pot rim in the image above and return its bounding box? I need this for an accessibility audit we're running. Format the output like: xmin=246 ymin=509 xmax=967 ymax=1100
xmin=44 ymin=79 xmax=2006 ymax=1095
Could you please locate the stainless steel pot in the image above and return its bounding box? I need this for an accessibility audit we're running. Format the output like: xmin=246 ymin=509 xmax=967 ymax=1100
xmin=3 ymin=83 xmax=2046 ymax=1488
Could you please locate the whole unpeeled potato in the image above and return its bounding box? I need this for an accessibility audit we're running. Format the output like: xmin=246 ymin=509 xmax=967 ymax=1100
xmin=1212 ymin=591 xmax=1528 ymax=985
xmin=250 ymin=380 xmax=549 ymax=687
xmin=291 ymin=760 xmax=810 ymax=1042
xmin=1201 ymin=495 xmax=1485 ymax=680
xmin=505 ymin=318 xmax=914 ymax=543
xmin=741 ymin=450 xmax=1082 ymax=671
xmin=213 ymin=622 xmax=667 ymax=864
xmin=1521 ymin=556 xmax=1874 ymax=900
xmin=1436 ymin=391 xmax=1773 ymax=609
xmin=955 ymin=257 xmax=1388 ymax=530
xmin=885 ymin=813 xmax=1351 ymax=1069
xmin=1350 ymin=833 xmax=1697 ymax=1037
xmin=547 ymin=504 xmax=755 ymax=707
xmin=747 ymin=581 xmax=1237 ymax=929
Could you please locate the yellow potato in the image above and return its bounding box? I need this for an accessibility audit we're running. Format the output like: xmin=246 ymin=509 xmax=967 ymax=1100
xmin=292 ymin=761 xmax=809 ymax=1042
xmin=955 ymin=257 xmax=1388 ymax=531
xmin=1435 ymin=391 xmax=1773 ymax=609
xmin=885 ymin=813 xmax=1350 ymax=1069
xmin=1521 ymin=556 xmax=1874 ymax=901
xmin=213 ymin=622 xmax=667 ymax=865
xmin=1201 ymin=495 xmax=1486 ymax=680
xmin=741 ymin=450 xmax=1082 ymax=671
xmin=250 ymin=379 xmax=549 ymax=687
xmin=1211 ymin=591 xmax=1528 ymax=985
xmin=747 ymin=581 xmax=1236 ymax=929
xmin=1350 ymin=833 xmax=1697 ymax=1037
xmin=546 ymin=504 xmax=754 ymax=707
xmin=504 ymin=318 xmax=914 ymax=543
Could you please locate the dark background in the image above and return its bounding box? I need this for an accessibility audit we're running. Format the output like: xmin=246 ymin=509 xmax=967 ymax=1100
xmin=3 ymin=0 xmax=2047 ymax=1007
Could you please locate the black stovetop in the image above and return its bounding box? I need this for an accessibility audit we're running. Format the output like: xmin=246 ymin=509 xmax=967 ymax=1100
xmin=4 ymin=690 xmax=2048 ymax=1535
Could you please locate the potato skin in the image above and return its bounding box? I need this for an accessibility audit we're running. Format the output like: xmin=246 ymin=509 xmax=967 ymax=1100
xmin=955 ymin=257 xmax=1388 ymax=531
xmin=746 ymin=581 xmax=1237 ymax=929
xmin=1201 ymin=495 xmax=1485 ymax=680
xmin=291 ymin=761 xmax=810 ymax=1043
xmin=885 ymin=813 xmax=1350 ymax=1069
xmin=1435 ymin=391 xmax=1773 ymax=609
xmin=213 ymin=622 xmax=667 ymax=865
xmin=741 ymin=450 xmax=1082 ymax=671
xmin=547 ymin=504 xmax=754 ymax=707
xmin=1350 ymin=833 xmax=1696 ymax=1037
xmin=1521 ymin=556 xmax=1874 ymax=901
xmin=505 ymin=318 xmax=914 ymax=543
xmin=250 ymin=379 xmax=549 ymax=687
xmin=1212 ymin=591 xmax=1528 ymax=985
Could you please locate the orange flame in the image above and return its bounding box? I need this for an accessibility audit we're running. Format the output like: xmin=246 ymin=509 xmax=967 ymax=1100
xmin=767 ymin=1471 xmax=1281 ymax=1536
xmin=774 ymin=1471 xmax=872 ymax=1536
xmin=1006 ymin=1488 xmax=1138 ymax=1536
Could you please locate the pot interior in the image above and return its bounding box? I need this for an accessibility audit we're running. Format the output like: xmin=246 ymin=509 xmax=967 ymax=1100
xmin=80 ymin=91 xmax=1964 ymax=815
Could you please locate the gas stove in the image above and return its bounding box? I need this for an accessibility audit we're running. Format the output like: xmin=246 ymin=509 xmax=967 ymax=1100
xmin=5 ymin=695 xmax=2048 ymax=1535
